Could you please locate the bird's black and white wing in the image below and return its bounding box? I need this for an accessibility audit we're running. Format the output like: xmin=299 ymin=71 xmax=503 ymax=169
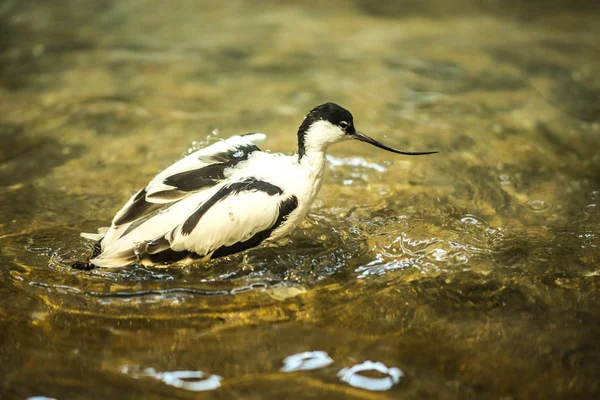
xmin=92 ymin=177 xmax=298 ymax=267
xmin=83 ymin=133 xmax=268 ymax=265
xmin=146 ymin=177 xmax=299 ymax=263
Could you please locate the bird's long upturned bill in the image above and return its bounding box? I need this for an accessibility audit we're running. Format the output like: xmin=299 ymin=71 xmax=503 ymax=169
xmin=352 ymin=131 xmax=439 ymax=156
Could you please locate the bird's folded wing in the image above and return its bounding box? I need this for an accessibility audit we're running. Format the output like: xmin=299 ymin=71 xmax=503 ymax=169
xmin=99 ymin=133 xmax=267 ymax=249
xmin=112 ymin=133 xmax=266 ymax=225
xmin=167 ymin=178 xmax=298 ymax=259
xmin=143 ymin=133 xmax=267 ymax=203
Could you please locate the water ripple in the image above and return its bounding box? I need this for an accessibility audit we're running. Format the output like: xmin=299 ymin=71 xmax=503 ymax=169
xmin=121 ymin=366 xmax=222 ymax=392
xmin=27 ymin=397 xmax=57 ymax=400
xmin=337 ymin=361 xmax=403 ymax=391
xmin=326 ymin=155 xmax=388 ymax=172
xmin=280 ymin=351 xmax=334 ymax=372
xmin=528 ymin=199 xmax=550 ymax=212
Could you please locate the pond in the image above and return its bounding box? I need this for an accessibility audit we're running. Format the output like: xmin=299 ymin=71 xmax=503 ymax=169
xmin=1 ymin=0 xmax=599 ymax=398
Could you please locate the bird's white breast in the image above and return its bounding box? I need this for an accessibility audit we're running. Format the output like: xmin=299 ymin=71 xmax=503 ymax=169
xmin=226 ymin=151 xmax=326 ymax=240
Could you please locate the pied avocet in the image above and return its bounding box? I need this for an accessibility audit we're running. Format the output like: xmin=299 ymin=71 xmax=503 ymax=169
xmin=80 ymin=103 xmax=437 ymax=268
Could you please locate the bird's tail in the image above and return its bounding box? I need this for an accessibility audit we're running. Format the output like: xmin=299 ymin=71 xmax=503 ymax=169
xmin=80 ymin=227 xmax=109 ymax=242
xmin=73 ymin=227 xmax=110 ymax=270
xmin=89 ymin=249 xmax=138 ymax=268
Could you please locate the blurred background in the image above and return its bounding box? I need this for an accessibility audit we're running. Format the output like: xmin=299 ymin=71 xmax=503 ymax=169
xmin=1 ymin=0 xmax=599 ymax=399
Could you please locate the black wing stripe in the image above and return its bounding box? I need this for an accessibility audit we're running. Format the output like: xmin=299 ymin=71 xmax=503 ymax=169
xmin=163 ymin=163 xmax=225 ymax=192
xmin=113 ymin=144 xmax=261 ymax=227
xmin=211 ymin=195 xmax=298 ymax=259
xmin=180 ymin=178 xmax=283 ymax=236
xmin=121 ymin=234 xmax=189 ymax=265
xmin=163 ymin=144 xmax=260 ymax=192
xmin=147 ymin=248 xmax=191 ymax=264
xmin=113 ymin=188 xmax=162 ymax=226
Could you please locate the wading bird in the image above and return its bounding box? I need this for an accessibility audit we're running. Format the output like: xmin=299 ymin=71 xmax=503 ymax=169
xmin=81 ymin=103 xmax=437 ymax=268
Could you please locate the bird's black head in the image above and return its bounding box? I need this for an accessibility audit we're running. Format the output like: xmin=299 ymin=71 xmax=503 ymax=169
xmin=301 ymin=102 xmax=356 ymax=135
xmin=296 ymin=102 xmax=439 ymax=161
xmin=297 ymin=103 xmax=356 ymax=159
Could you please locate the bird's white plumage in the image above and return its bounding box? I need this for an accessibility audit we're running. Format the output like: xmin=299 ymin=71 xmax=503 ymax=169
xmin=302 ymin=120 xmax=351 ymax=153
xmin=98 ymin=189 xmax=216 ymax=262
xmin=170 ymin=188 xmax=287 ymax=255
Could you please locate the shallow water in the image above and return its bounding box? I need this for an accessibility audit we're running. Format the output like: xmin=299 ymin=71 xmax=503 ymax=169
xmin=1 ymin=0 xmax=600 ymax=398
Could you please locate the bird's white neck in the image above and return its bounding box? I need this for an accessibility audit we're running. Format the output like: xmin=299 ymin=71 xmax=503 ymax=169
xmin=296 ymin=120 xmax=345 ymax=163
xmin=295 ymin=149 xmax=327 ymax=206
xmin=295 ymin=119 xmax=347 ymax=191
xmin=298 ymin=149 xmax=327 ymax=179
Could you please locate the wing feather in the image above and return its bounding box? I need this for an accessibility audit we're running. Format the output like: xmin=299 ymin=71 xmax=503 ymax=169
xmin=96 ymin=133 xmax=266 ymax=251
xmin=96 ymin=189 xmax=216 ymax=262
xmin=145 ymin=134 xmax=265 ymax=198
xmin=168 ymin=178 xmax=298 ymax=258
xmin=91 ymin=178 xmax=298 ymax=267
xmin=112 ymin=188 xmax=162 ymax=226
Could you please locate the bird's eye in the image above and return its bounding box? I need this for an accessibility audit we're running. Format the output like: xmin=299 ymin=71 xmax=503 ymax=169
xmin=340 ymin=121 xmax=348 ymax=127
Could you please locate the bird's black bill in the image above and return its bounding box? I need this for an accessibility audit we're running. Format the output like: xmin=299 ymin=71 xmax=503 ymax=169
xmin=353 ymin=131 xmax=439 ymax=156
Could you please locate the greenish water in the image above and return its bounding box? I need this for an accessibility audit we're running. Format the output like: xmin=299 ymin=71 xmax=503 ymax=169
xmin=1 ymin=0 xmax=600 ymax=398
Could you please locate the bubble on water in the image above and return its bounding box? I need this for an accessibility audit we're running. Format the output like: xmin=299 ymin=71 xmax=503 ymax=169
xmin=132 ymin=242 xmax=146 ymax=259
xmin=588 ymin=191 xmax=600 ymax=200
xmin=121 ymin=366 xmax=222 ymax=392
xmin=584 ymin=203 xmax=598 ymax=214
xmin=453 ymin=252 xmax=469 ymax=264
xmin=153 ymin=370 xmax=221 ymax=391
xmin=460 ymin=216 xmax=480 ymax=225
xmin=578 ymin=232 xmax=597 ymax=247
xmin=187 ymin=140 xmax=207 ymax=154
xmin=266 ymin=284 xmax=307 ymax=301
xmin=428 ymin=248 xmax=448 ymax=261
xmin=280 ymin=351 xmax=334 ymax=372
xmin=498 ymin=174 xmax=511 ymax=185
xmin=337 ymin=361 xmax=403 ymax=391
xmin=528 ymin=200 xmax=549 ymax=212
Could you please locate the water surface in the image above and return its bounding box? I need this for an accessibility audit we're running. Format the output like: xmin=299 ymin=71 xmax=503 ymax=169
xmin=1 ymin=0 xmax=599 ymax=399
